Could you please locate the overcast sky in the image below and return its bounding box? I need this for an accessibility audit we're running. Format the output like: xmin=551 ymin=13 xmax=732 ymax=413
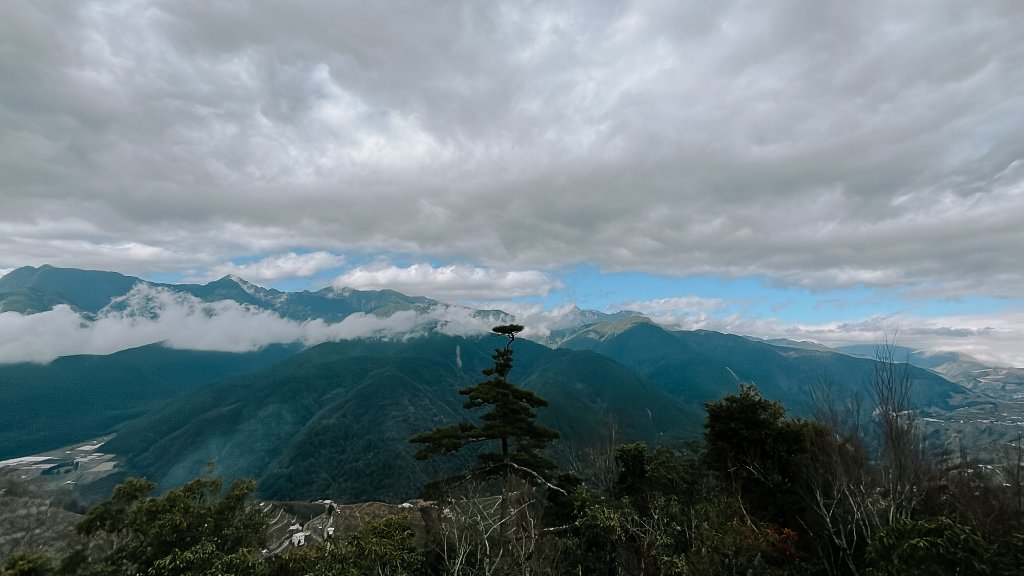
xmin=2 ymin=1 xmax=1023 ymax=365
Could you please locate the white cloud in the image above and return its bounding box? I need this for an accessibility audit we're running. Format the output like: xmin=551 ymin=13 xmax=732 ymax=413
xmin=466 ymin=302 xmax=572 ymax=339
xmin=332 ymin=263 xmax=562 ymax=301
xmin=778 ymin=312 xmax=1024 ymax=369
xmin=1 ymin=280 xmax=1020 ymax=368
xmin=0 ymin=284 xmax=490 ymax=364
xmin=203 ymin=251 xmax=345 ymax=282
xmin=619 ymin=295 xmax=727 ymax=315
xmin=611 ymin=295 xmax=730 ymax=331
xmin=427 ymin=305 xmax=499 ymax=338
xmin=645 ymin=307 xmax=1024 ymax=368
xmin=455 ymin=301 xmax=638 ymax=340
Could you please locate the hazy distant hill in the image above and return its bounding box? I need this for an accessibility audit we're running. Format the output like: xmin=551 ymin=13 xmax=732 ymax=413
xmin=748 ymin=336 xmax=837 ymax=353
xmin=837 ymin=344 xmax=1024 ymax=401
xmin=559 ymin=318 xmax=969 ymax=416
xmin=0 ymin=343 xmax=299 ymax=460
xmin=106 ymin=334 xmax=699 ymax=502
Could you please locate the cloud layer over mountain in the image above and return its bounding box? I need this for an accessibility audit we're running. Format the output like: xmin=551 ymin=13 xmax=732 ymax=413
xmin=0 ymin=284 xmax=494 ymax=364
xmin=3 ymin=280 xmax=1020 ymax=367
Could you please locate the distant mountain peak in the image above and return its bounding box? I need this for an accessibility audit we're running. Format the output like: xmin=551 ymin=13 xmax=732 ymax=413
xmin=561 ymin=314 xmax=655 ymax=343
xmin=220 ymin=274 xmax=274 ymax=299
xmin=327 ymin=286 xmax=355 ymax=298
xmin=0 ymin=265 xmax=141 ymax=314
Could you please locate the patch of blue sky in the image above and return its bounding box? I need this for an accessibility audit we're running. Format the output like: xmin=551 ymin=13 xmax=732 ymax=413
xmin=770 ymin=288 xmax=894 ymax=324
xmin=543 ymin=265 xmax=1011 ymax=325
xmin=890 ymin=293 xmax=1020 ymax=318
xmin=548 ymin=265 xmax=781 ymax=311
xmin=145 ymin=272 xmax=186 ymax=285
xmin=264 ymin=278 xmax=321 ymax=292
xmin=189 ymin=254 xmax=1023 ymax=324
xmin=546 ymin=265 xmax=706 ymax=309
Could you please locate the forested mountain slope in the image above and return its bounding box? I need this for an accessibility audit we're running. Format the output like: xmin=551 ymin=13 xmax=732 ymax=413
xmin=105 ymin=334 xmax=699 ymax=502
xmin=0 ymin=344 xmax=299 ymax=460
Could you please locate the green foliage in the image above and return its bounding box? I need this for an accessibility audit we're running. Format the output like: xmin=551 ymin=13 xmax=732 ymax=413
xmin=411 ymin=325 xmax=559 ymax=479
xmin=703 ymin=383 xmax=788 ymax=478
xmin=674 ymin=502 xmax=798 ymax=576
xmin=76 ymin=477 xmax=156 ymax=537
xmin=269 ymin=516 xmax=423 ymax=576
xmin=568 ymin=490 xmax=628 ymax=575
xmin=990 ymin=531 xmax=1024 ymax=576
xmin=69 ymin=477 xmax=267 ymax=576
xmin=1 ymin=552 xmax=54 ymax=576
xmin=613 ymin=443 xmax=648 ymax=498
xmin=645 ymin=443 xmax=704 ymax=500
xmin=556 ymin=442 xmax=805 ymax=576
xmin=343 ymin=516 xmax=424 ymax=576
xmin=703 ymin=384 xmax=814 ymax=526
xmin=491 ymin=324 xmax=525 ymax=337
xmin=867 ymin=517 xmax=992 ymax=576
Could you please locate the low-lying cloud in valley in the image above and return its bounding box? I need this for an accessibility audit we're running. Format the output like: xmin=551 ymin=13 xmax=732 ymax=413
xmin=638 ymin=308 xmax=1024 ymax=368
xmin=1 ymin=280 xmax=1020 ymax=367
xmin=0 ymin=284 xmax=492 ymax=364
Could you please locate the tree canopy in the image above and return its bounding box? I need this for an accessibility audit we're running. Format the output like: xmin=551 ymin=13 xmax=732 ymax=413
xmin=411 ymin=324 xmax=559 ymax=478
xmin=67 ymin=477 xmax=266 ymax=576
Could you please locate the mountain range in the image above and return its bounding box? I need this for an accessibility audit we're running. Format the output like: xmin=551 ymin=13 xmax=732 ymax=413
xmin=0 ymin=264 xmax=444 ymax=322
xmin=0 ymin=265 xmax=1014 ymax=502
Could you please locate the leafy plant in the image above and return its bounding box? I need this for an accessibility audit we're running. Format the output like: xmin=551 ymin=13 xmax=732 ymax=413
xmin=867 ymin=516 xmax=992 ymax=576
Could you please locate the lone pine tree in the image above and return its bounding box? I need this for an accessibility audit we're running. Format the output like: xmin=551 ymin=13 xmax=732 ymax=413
xmin=411 ymin=324 xmax=559 ymax=479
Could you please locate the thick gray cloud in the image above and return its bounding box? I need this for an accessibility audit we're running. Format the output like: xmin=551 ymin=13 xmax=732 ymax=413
xmin=1 ymin=0 xmax=1022 ymax=297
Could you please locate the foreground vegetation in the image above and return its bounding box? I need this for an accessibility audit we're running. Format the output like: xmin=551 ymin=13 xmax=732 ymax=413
xmin=4 ymin=331 xmax=1023 ymax=575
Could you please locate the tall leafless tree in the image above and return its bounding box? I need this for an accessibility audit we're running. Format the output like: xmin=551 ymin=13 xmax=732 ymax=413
xmin=870 ymin=331 xmax=926 ymax=523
